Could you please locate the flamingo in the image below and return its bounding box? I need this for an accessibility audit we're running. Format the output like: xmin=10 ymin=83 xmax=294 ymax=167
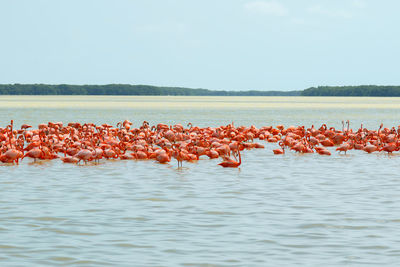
xmin=23 ymin=148 xmax=43 ymax=162
xmin=336 ymin=142 xmax=352 ymax=154
xmin=155 ymin=149 xmax=170 ymax=163
xmin=75 ymin=149 xmax=93 ymax=164
xmin=60 ymin=156 xmax=79 ymax=164
xmin=380 ymin=143 xmax=397 ymax=154
xmin=2 ymin=120 xmax=400 ymax=169
xmin=218 ymin=149 xmax=241 ymax=168
xmin=316 ymin=148 xmax=331 ymax=156
xmin=363 ymin=144 xmax=378 ymax=153
xmin=0 ymin=149 xmax=23 ymax=164
xmin=273 ymin=141 xmax=285 ymax=154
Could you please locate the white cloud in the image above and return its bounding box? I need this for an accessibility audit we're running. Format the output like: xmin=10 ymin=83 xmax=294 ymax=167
xmin=307 ymin=5 xmax=353 ymax=18
xmin=244 ymin=1 xmax=288 ymax=16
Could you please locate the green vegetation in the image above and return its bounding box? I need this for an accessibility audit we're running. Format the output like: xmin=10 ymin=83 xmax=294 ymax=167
xmin=301 ymin=86 xmax=400 ymax=96
xmin=0 ymin=84 xmax=301 ymax=96
xmin=1 ymin=84 xmax=400 ymax=96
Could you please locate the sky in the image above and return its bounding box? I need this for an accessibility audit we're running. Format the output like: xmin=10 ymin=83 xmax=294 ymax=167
xmin=1 ymin=0 xmax=399 ymax=91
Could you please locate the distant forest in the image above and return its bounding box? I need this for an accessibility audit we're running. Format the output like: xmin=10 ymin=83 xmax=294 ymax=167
xmin=301 ymin=86 xmax=400 ymax=96
xmin=0 ymin=84 xmax=399 ymax=96
xmin=0 ymin=84 xmax=300 ymax=96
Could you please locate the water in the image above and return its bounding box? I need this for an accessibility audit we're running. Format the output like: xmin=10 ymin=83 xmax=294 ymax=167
xmin=1 ymin=96 xmax=400 ymax=266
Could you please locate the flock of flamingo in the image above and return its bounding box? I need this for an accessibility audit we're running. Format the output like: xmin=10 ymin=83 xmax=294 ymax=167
xmin=0 ymin=120 xmax=398 ymax=168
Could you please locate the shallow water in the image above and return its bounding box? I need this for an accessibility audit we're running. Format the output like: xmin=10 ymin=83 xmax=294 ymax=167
xmin=1 ymin=96 xmax=400 ymax=266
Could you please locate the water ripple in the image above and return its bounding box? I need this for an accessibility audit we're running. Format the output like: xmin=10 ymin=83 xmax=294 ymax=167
xmin=1 ymin=96 xmax=400 ymax=266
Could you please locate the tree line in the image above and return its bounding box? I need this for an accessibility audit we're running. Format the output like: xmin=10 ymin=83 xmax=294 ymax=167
xmin=1 ymin=84 xmax=399 ymax=96
xmin=0 ymin=84 xmax=301 ymax=96
xmin=301 ymin=85 xmax=400 ymax=96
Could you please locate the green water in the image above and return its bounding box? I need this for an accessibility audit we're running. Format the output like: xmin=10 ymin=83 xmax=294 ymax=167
xmin=0 ymin=96 xmax=399 ymax=266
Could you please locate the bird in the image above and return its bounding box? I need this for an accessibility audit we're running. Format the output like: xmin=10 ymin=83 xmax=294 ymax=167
xmin=363 ymin=144 xmax=378 ymax=153
xmin=0 ymin=149 xmax=24 ymax=164
xmin=218 ymin=149 xmax=241 ymax=168
xmin=3 ymin=120 xmax=400 ymax=170
xmin=273 ymin=141 xmax=285 ymax=154
xmin=380 ymin=143 xmax=397 ymax=154
xmin=315 ymin=147 xmax=331 ymax=156
xmin=23 ymin=148 xmax=43 ymax=162
xmin=155 ymin=149 xmax=170 ymax=164
xmin=336 ymin=142 xmax=352 ymax=154
xmin=172 ymin=147 xmax=185 ymax=168
xmin=60 ymin=156 xmax=79 ymax=164
xmin=75 ymin=149 xmax=93 ymax=164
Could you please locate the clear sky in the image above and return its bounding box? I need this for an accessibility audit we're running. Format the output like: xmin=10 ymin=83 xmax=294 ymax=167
xmin=1 ymin=0 xmax=399 ymax=91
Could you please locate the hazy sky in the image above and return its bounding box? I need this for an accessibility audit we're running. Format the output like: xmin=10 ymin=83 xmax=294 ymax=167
xmin=1 ymin=0 xmax=399 ymax=91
